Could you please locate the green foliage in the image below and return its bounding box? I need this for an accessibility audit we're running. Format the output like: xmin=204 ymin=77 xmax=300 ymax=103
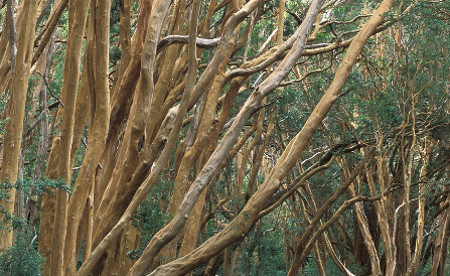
xmin=417 ymin=258 xmax=432 ymax=276
xmin=0 ymin=88 xmax=9 ymax=135
xmin=30 ymin=177 xmax=71 ymax=196
xmin=48 ymin=47 xmax=66 ymax=99
xmin=128 ymin=178 xmax=172 ymax=260
xmin=0 ymin=0 xmax=447 ymax=275
xmin=0 ymin=231 xmax=45 ymax=276
xmin=416 ymin=257 xmax=450 ymax=276
xmin=109 ymin=0 xmax=123 ymax=68
xmin=302 ymin=257 xmax=366 ymax=276
xmin=239 ymin=216 xmax=287 ymax=276
xmin=0 ymin=177 xmax=71 ymax=204
xmin=1 ymin=177 xmax=70 ymax=232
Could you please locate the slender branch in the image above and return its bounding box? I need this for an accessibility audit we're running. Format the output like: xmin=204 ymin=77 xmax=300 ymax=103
xmin=259 ymin=156 xmax=336 ymax=217
xmin=1 ymin=0 xmax=7 ymax=10
xmin=280 ymin=60 xmax=333 ymax=86
xmin=23 ymin=110 xmax=48 ymax=140
xmin=320 ymin=14 xmax=372 ymax=28
xmin=286 ymin=8 xmax=303 ymax=26
xmin=36 ymin=70 xmax=64 ymax=107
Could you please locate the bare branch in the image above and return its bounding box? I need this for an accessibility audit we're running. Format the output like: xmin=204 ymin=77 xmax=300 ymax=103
xmin=36 ymin=70 xmax=64 ymax=107
xmin=157 ymin=35 xmax=220 ymax=53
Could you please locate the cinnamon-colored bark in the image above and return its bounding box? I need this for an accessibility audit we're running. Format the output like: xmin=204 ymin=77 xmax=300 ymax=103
xmin=1 ymin=1 xmax=444 ymax=275
xmin=0 ymin=0 xmax=38 ymax=253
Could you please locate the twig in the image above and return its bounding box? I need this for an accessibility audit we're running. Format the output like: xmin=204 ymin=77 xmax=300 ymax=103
xmin=36 ymin=70 xmax=64 ymax=107
xmin=23 ymin=110 xmax=48 ymax=140
xmin=81 ymin=137 xmax=88 ymax=148
xmin=320 ymin=14 xmax=372 ymax=28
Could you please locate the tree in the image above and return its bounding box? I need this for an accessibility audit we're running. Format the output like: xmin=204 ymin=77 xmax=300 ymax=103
xmin=0 ymin=0 xmax=448 ymax=275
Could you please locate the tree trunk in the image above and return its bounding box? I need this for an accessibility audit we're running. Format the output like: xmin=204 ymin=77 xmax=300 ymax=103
xmin=0 ymin=0 xmax=38 ymax=253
